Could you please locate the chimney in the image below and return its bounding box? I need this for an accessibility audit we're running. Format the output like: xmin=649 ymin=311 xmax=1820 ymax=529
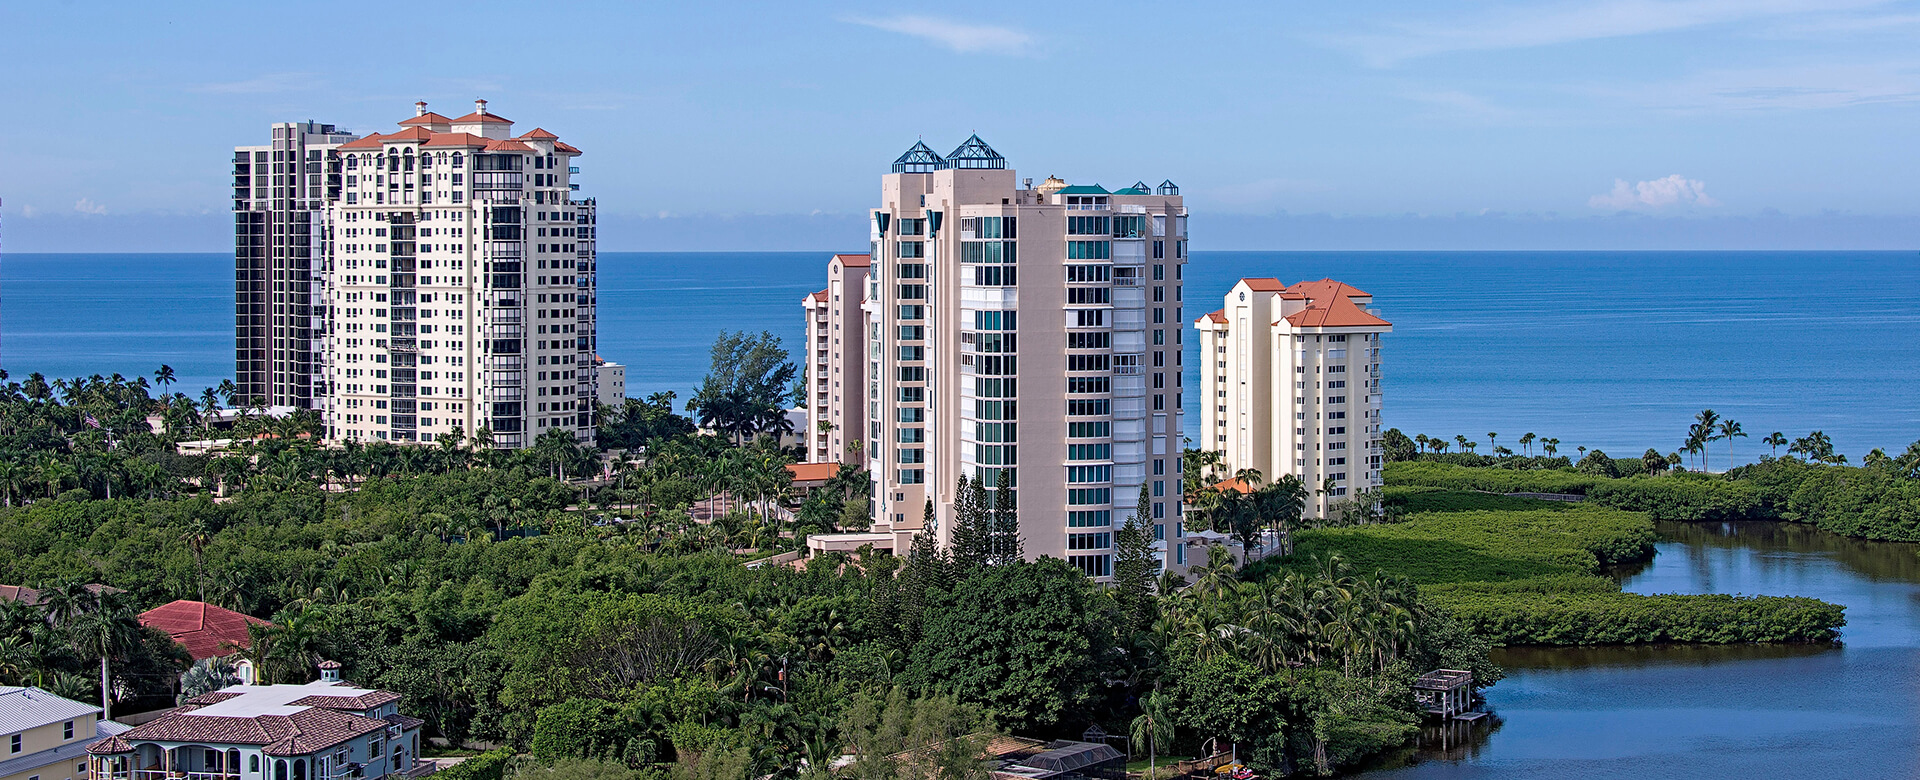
xmin=415 ymin=101 xmax=428 ymax=117
xmin=317 ymin=660 xmax=342 ymax=683
xmin=475 ymin=99 xmax=488 ymax=116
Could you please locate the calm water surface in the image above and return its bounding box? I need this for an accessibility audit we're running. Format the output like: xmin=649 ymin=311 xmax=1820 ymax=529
xmin=1368 ymin=521 xmax=1920 ymax=779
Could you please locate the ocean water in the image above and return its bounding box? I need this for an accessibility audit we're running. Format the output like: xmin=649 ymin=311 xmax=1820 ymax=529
xmin=3 ymin=250 xmax=1916 ymax=461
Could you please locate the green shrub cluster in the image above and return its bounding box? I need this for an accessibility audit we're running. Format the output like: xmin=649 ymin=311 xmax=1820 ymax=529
xmin=1384 ymin=462 xmax=1602 ymax=495
xmin=1390 ymin=458 xmax=1920 ymax=542
xmin=1267 ymin=487 xmax=1844 ymax=646
xmin=436 ymin=749 xmax=516 ymax=780
xmin=1441 ymin=592 xmax=1845 ymax=645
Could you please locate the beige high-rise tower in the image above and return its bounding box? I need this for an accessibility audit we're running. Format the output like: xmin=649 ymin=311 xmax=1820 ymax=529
xmin=807 ymin=137 xmax=1192 ymax=575
xmin=1193 ymin=278 xmax=1390 ymax=517
xmin=320 ymin=100 xmax=598 ymax=448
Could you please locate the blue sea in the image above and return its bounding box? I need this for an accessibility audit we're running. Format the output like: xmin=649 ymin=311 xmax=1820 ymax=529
xmin=4 ymin=250 xmax=1916 ymax=463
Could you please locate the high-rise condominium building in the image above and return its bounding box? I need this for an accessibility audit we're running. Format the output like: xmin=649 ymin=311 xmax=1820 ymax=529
xmin=802 ymin=253 xmax=872 ymax=464
xmin=1193 ymin=278 xmax=1390 ymax=516
xmin=321 ymin=100 xmax=597 ymax=448
xmin=807 ymin=136 xmax=1192 ymax=576
xmin=233 ymin=121 xmax=359 ymax=408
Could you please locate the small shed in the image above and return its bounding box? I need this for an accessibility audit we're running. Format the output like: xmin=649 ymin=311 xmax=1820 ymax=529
xmin=1413 ymin=669 xmax=1476 ymax=719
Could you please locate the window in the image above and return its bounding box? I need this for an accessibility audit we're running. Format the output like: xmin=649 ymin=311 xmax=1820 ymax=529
xmin=960 ymin=241 xmax=1016 ymax=263
xmin=1068 ymin=510 xmax=1112 ymax=527
xmin=1065 ymin=265 xmax=1110 ymax=282
xmin=897 ymin=218 xmax=926 ymax=236
xmin=1066 ymin=332 xmax=1110 ymax=349
xmin=1066 ymin=399 xmax=1110 ymax=416
xmin=1068 ymin=421 xmax=1111 ymax=438
xmin=1068 ymin=487 xmax=1112 ymax=505
xmin=1067 ymin=240 xmax=1111 ymax=260
xmin=897 ymin=346 xmax=923 ymax=361
xmin=898 ymin=428 xmax=924 ymax=443
xmin=974 ymin=310 xmax=1017 ymax=330
xmin=1068 ymin=532 xmax=1112 ymax=550
xmin=1068 ymin=443 xmax=1112 ymax=460
xmin=1067 ymin=215 xmax=1110 ymax=235
xmin=899 ymin=448 xmax=925 ymax=463
xmin=898 ymin=305 xmax=925 ymax=320
xmin=896 ymin=241 xmax=925 ymax=258
xmin=1067 ymin=288 xmax=1110 ymax=305
xmin=11 ymin=734 xmax=21 ymax=753
xmin=897 ymin=407 xmax=924 ymax=423
xmin=1068 ymin=554 xmax=1112 ymax=578
xmin=1067 ymin=465 xmax=1113 ymax=483
xmin=972 ymin=265 xmax=1016 ymax=285
xmin=896 ymin=284 xmax=926 ymax=300
xmin=1066 ymin=377 xmax=1110 ymax=394
xmin=1073 ymin=310 xmax=1106 ymax=327
xmin=1066 ymin=354 xmax=1110 ymax=372
xmin=895 ymin=263 xmax=926 ymax=278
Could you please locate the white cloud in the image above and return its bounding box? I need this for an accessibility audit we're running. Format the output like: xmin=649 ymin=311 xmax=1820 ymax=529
xmin=1589 ymin=175 xmax=1720 ymax=209
xmin=842 ymin=15 xmax=1034 ymax=55
xmin=74 ymin=198 xmax=107 ymax=215
xmin=1339 ymin=0 xmax=1892 ymax=66
xmin=20 ymin=204 xmax=39 ymax=218
xmin=189 ymin=72 xmax=324 ymax=94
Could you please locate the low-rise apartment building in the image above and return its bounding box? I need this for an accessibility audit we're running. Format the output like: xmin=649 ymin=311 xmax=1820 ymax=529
xmin=1194 ymin=278 xmax=1390 ymax=517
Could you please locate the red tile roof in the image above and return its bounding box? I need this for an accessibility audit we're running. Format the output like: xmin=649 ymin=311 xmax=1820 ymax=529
xmin=1240 ymin=278 xmax=1287 ymax=292
xmin=1198 ymin=309 xmax=1227 ymax=324
xmin=810 ymin=289 xmax=829 ymax=302
xmin=451 ymin=111 xmax=513 ymax=124
xmin=287 ymin=690 xmax=402 ymax=709
xmin=398 ymin=112 xmax=453 ymax=126
xmin=787 ymin=462 xmax=840 ymax=483
xmin=96 ymin=707 xmax=389 ymax=756
xmin=423 ymin=132 xmax=489 ymax=148
xmin=338 ymin=133 xmax=386 ymax=150
xmin=140 ymin=600 xmax=273 ymax=661
xmin=483 ymin=139 xmax=536 ymax=152
xmin=517 ymin=127 xmax=559 ymax=140
xmin=553 ymin=141 xmax=582 ymax=154
xmin=833 ymin=253 xmax=871 ymax=267
xmin=1213 ymin=477 xmax=1254 ymax=494
xmin=1277 ymin=279 xmax=1390 ymax=328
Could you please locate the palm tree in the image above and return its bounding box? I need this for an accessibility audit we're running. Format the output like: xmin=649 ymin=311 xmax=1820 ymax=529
xmin=1693 ymin=409 xmax=1721 ymax=472
xmin=1453 ymin=434 xmax=1468 ymax=452
xmin=1414 ymin=434 xmax=1430 ymax=454
xmin=152 ymin=365 xmax=176 ymax=409
xmin=1542 ymin=438 xmax=1559 ymax=458
xmin=67 ymin=593 xmax=141 ymax=719
xmin=1718 ymin=420 xmax=1747 ymax=471
xmin=1232 ymin=467 xmax=1264 ymax=490
xmin=1131 ymin=691 xmax=1175 ymax=779
xmin=1765 ymin=431 xmax=1788 ymax=457
xmin=1487 ymin=432 xmax=1498 ymax=453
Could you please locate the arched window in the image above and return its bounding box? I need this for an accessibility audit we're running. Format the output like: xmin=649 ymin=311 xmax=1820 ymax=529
xmin=251 ymin=756 xmax=260 ymax=774
xmin=452 ymin=153 xmax=464 ymax=168
xmin=345 ymin=156 xmax=357 ymax=169
xmin=293 ymin=759 xmax=306 ymax=780
xmin=274 ymin=760 xmax=287 ymax=780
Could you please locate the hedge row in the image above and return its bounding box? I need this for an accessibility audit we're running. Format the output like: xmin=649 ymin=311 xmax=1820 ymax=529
xmin=1438 ymin=591 xmax=1845 ymax=645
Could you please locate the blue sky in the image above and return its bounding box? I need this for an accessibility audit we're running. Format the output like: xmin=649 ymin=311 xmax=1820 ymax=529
xmin=3 ymin=1 xmax=1917 ymax=250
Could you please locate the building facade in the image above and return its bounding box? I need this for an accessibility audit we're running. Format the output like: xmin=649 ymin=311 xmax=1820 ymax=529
xmin=234 ymin=122 xmax=359 ymax=409
xmin=593 ymin=358 xmax=626 ymax=409
xmin=807 ymin=137 xmax=1191 ymax=575
xmin=1193 ymin=278 xmax=1390 ymax=517
xmin=0 ymin=686 xmax=127 ymax=780
xmin=88 ymin=665 xmax=424 ymax=780
xmin=320 ymin=101 xmax=597 ymax=448
xmin=801 ymin=253 xmax=871 ymax=464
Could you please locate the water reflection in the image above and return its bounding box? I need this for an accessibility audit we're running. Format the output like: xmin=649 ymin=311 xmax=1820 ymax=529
xmin=1363 ymin=520 xmax=1920 ymax=778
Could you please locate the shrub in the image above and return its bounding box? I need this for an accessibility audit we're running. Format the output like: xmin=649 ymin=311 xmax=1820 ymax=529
xmin=438 ymin=749 xmax=516 ymax=780
xmin=1440 ymin=592 xmax=1845 ymax=645
xmin=1385 ymin=462 xmax=1601 ymax=495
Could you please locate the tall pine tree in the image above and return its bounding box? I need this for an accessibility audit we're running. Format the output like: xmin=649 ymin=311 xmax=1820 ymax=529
xmin=992 ymin=468 xmax=1022 ymax=564
xmin=950 ymin=475 xmax=992 ymax=574
xmin=1112 ymin=482 xmax=1159 ymax=631
xmin=897 ymin=499 xmax=947 ymax=646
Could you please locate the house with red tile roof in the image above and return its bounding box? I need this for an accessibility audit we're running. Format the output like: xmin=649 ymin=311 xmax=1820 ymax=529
xmin=88 ymin=663 xmax=426 ymax=780
xmin=1194 ymin=278 xmax=1393 ymax=519
xmin=138 ymin=601 xmax=273 ymax=678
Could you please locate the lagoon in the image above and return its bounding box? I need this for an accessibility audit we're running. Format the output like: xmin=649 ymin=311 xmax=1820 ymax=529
xmin=1369 ymin=521 xmax=1920 ymax=778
